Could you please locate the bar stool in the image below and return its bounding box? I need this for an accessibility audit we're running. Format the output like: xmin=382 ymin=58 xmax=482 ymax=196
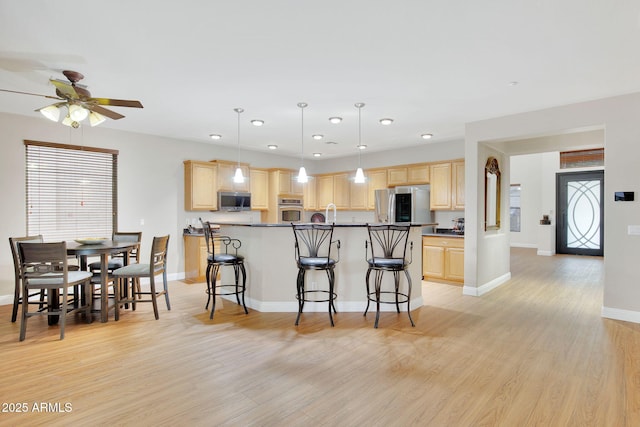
xmin=202 ymin=221 xmax=248 ymax=320
xmin=292 ymin=223 xmax=340 ymax=326
xmin=364 ymin=224 xmax=415 ymax=328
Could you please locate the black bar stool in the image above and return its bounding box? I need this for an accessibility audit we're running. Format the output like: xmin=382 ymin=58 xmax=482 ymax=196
xmin=364 ymin=224 xmax=415 ymax=328
xmin=202 ymin=221 xmax=248 ymax=320
xmin=292 ymin=223 xmax=340 ymax=326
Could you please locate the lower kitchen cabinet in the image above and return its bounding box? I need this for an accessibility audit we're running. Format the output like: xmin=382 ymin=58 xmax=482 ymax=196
xmin=422 ymin=236 xmax=464 ymax=284
xmin=184 ymin=235 xmax=208 ymax=284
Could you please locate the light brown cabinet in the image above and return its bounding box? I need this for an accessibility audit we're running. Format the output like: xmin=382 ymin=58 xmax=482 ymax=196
xmin=333 ymin=173 xmax=351 ymax=209
xmin=452 ymin=160 xmax=465 ymax=210
xmin=184 ymin=235 xmax=208 ymax=283
xmin=303 ymin=179 xmax=317 ymax=210
xmin=316 ymin=175 xmax=334 ymax=209
xmin=366 ymin=169 xmax=388 ymax=210
xmin=271 ymin=169 xmax=303 ymax=196
xmin=350 ymin=180 xmax=368 ymax=210
xmin=422 ymin=236 xmax=464 ymax=283
xmin=184 ymin=160 xmax=218 ymax=211
xmin=215 ymin=160 xmax=250 ymax=192
xmin=430 ymin=160 xmax=464 ymax=210
xmin=387 ymin=164 xmax=430 ymax=187
xmin=250 ymin=168 xmax=269 ymax=210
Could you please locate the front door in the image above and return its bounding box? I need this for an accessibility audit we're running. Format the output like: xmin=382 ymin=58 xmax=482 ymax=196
xmin=556 ymin=170 xmax=604 ymax=256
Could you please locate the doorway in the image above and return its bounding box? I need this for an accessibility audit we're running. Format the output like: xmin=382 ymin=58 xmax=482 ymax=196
xmin=556 ymin=170 xmax=604 ymax=256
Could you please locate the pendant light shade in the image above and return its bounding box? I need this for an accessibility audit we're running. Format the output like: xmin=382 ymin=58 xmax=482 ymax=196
xmin=233 ymin=107 xmax=245 ymax=184
xmin=297 ymin=102 xmax=309 ymax=183
xmin=354 ymin=102 xmax=367 ymax=183
xmin=69 ymin=103 xmax=89 ymax=121
xmin=39 ymin=104 xmax=60 ymax=122
xmin=89 ymin=111 xmax=107 ymax=127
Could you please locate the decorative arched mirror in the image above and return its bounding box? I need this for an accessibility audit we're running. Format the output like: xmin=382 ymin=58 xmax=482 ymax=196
xmin=485 ymin=157 xmax=501 ymax=230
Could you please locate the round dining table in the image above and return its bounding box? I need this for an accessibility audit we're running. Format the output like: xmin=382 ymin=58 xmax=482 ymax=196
xmin=66 ymin=240 xmax=140 ymax=323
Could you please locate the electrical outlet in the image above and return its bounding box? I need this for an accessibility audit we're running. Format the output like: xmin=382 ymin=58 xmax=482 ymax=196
xmin=628 ymin=225 xmax=640 ymax=235
xmin=140 ymin=218 xmax=145 ymax=226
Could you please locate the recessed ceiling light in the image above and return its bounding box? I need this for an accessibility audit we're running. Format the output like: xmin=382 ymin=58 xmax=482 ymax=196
xmin=267 ymin=144 xmax=278 ymax=150
xmin=251 ymin=119 xmax=264 ymax=126
xmin=325 ymin=141 xmax=338 ymax=145
xmin=328 ymin=117 xmax=342 ymax=124
xmin=209 ymin=134 xmax=222 ymax=140
xmin=312 ymin=134 xmax=324 ymax=140
xmin=421 ymin=133 xmax=433 ymax=140
xmin=357 ymin=144 xmax=367 ymax=150
xmin=379 ymin=118 xmax=394 ymax=125
xmin=313 ymin=152 xmax=322 ymax=157
xmin=509 ymin=81 xmax=519 ymax=86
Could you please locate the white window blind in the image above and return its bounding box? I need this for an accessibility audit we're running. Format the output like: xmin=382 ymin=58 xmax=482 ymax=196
xmin=25 ymin=140 xmax=118 ymax=241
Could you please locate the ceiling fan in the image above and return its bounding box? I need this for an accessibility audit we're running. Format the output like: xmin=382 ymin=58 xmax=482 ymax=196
xmin=0 ymin=70 xmax=143 ymax=128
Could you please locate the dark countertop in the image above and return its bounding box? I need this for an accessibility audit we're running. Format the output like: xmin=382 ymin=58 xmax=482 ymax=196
xmin=422 ymin=231 xmax=465 ymax=238
xmin=214 ymin=222 xmax=438 ymax=228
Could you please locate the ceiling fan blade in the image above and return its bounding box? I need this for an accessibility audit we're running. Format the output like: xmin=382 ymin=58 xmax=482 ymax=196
xmin=87 ymin=105 xmax=125 ymax=120
xmin=50 ymin=79 xmax=79 ymax=99
xmin=91 ymin=98 xmax=143 ymax=108
xmin=0 ymin=88 xmax=62 ymax=100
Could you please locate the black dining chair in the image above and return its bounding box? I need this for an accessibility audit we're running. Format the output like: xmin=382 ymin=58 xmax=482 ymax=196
xmin=201 ymin=220 xmax=248 ymax=320
xmin=292 ymin=223 xmax=340 ymax=326
xmin=364 ymin=224 xmax=415 ymax=328
xmin=17 ymin=241 xmax=93 ymax=341
xmin=113 ymin=235 xmax=171 ymax=320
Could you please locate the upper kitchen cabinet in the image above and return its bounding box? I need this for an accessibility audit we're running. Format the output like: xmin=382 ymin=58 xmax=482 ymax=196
xmin=350 ymin=179 xmax=368 ymax=210
xmin=333 ymin=173 xmax=351 ymax=209
xmin=271 ymin=169 xmax=303 ymax=196
xmin=387 ymin=163 xmax=430 ymax=187
xmin=215 ymin=160 xmax=250 ymax=192
xmin=430 ymin=160 xmax=465 ymax=210
xmin=316 ymin=175 xmax=334 ymax=209
xmin=303 ymin=178 xmax=317 ymax=210
xmin=250 ymin=168 xmax=269 ymax=210
xmin=184 ymin=160 xmax=218 ymax=211
xmin=366 ymin=168 xmax=388 ymax=210
xmin=452 ymin=160 xmax=465 ymax=210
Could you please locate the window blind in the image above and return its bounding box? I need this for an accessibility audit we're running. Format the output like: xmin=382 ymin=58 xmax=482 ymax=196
xmin=24 ymin=140 xmax=118 ymax=241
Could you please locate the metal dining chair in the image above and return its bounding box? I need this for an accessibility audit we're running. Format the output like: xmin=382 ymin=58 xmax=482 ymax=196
xmin=292 ymin=223 xmax=340 ymax=326
xmin=112 ymin=235 xmax=171 ymax=320
xmin=201 ymin=220 xmax=248 ymax=320
xmin=364 ymin=224 xmax=415 ymax=328
xmin=17 ymin=241 xmax=93 ymax=341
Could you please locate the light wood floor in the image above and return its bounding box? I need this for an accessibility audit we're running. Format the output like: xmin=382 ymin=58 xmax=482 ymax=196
xmin=1 ymin=248 xmax=638 ymax=426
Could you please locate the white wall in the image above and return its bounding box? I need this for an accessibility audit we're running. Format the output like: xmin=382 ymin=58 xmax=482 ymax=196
xmin=510 ymin=152 xmax=603 ymax=248
xmin=0 ymin=111 xmax=464 ymax=301
xmin=465 ymin=91 xmax=640 ymax=323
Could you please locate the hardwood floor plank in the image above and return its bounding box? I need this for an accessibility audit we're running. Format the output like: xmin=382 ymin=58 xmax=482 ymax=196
xmin=2 ymin=248 xmax=640 ymax=426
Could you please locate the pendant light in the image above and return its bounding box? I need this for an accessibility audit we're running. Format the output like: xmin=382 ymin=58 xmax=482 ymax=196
xmin=233 ymin=107 xmax=245 ymax=183
xmin=354 ymin=102 xmax=366 ymax=183
xmin=297 ymin=102 xmax=308 ymax=183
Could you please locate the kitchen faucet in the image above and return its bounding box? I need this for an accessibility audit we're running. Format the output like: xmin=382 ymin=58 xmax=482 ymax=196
xmin=326 ymin=203 xmax=337 ymax=223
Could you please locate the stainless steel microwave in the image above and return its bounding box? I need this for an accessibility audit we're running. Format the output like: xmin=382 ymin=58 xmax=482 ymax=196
xmin=218 ymin=191 xmax=251 ymax=211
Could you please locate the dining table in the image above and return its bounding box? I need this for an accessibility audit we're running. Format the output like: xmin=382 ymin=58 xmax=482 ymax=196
xmin=66 ymin=239 xmax=140 ymax=323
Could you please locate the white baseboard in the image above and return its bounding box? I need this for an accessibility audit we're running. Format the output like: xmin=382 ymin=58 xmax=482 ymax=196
xmin=601 ymin=306 xmax=640 ymax=324
xmin=463 ymin=272 xmax=511 ymax=296
xmin=510 ymin=243 xmax=537 ymax=248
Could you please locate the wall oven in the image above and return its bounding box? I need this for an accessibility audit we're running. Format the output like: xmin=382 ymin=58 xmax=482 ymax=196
xmin=278 ymin=196 xmax=304 ymax=223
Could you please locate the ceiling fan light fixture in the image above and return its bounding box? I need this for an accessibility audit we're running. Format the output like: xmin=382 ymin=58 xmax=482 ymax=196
xmin=62 ymin=115 xmax=80 ymax=128
xmin=89 ymin=111 xmax=106 ymax=127
xmin=39 ymin=105 xmax=60 ymax=122
xmin=69 ymin=104 xmax=88 ymax=122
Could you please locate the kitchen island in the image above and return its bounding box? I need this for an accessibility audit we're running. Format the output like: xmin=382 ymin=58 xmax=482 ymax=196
xmin=216 ymin=223 xmax=433 ymax=314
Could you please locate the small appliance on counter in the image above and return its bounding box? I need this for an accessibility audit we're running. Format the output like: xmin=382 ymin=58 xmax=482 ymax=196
xmin=452 ymin=217 xmax=465 ymax=233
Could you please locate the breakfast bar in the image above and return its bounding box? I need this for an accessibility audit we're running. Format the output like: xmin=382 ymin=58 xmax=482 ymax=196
xmin=217 ymin=223 xmax=431 ymax=313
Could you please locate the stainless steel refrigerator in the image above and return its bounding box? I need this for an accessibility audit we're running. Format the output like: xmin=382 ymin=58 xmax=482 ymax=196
xmin=374 ymin=185 xmax=434 ymax=224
